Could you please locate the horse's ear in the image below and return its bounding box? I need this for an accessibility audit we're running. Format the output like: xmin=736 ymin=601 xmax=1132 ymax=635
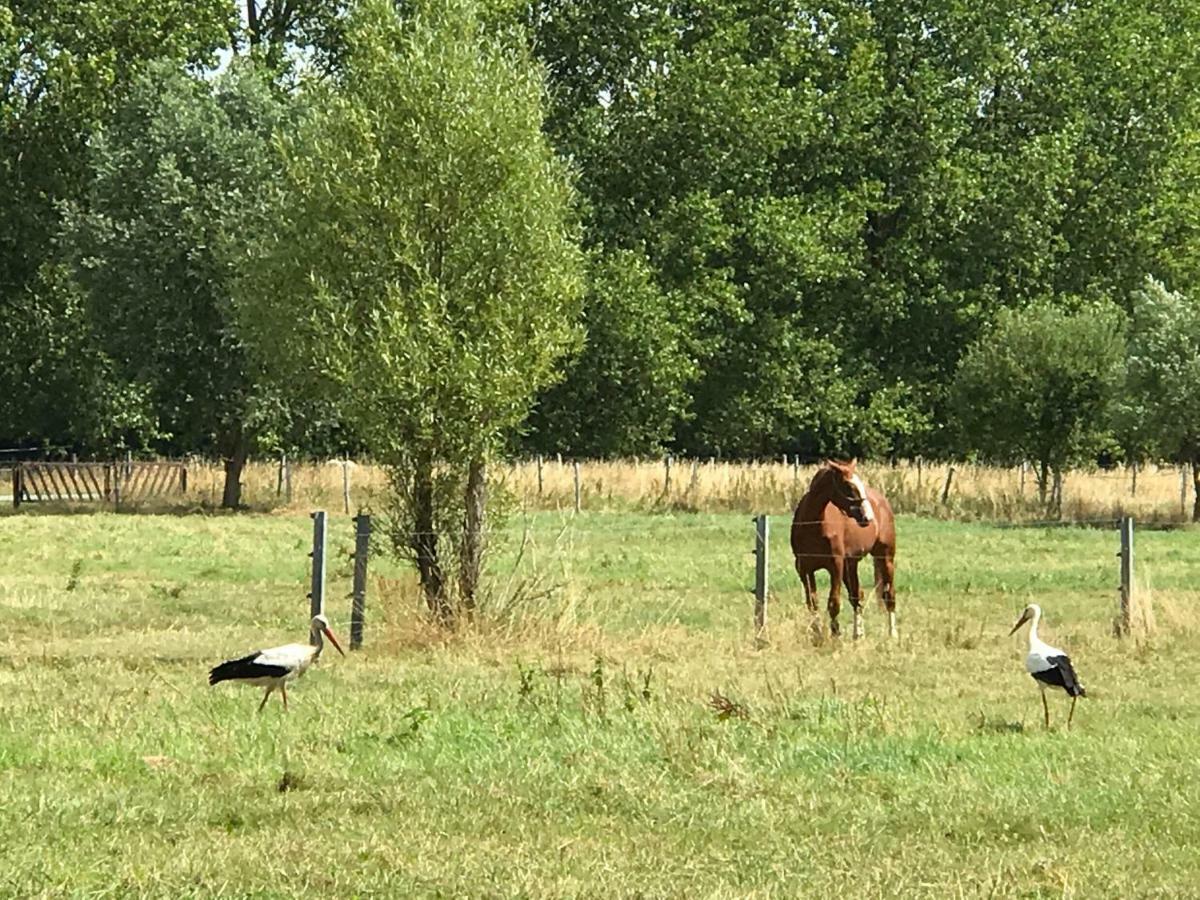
xmin=847 ymin=457 xmax=858 ymax=472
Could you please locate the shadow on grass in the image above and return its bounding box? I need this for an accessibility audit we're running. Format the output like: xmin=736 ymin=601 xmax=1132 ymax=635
xmin=0 ymin=499 xmax=288 ymax=518
xmin=974 ymin=713 xmax=1027 ymax=734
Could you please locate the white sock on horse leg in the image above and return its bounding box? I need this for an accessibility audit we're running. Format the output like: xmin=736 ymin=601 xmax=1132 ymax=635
xmin=853 ymin=608 xmax=864 ymax=640
xmin=887 ymin=610 xmax=897 ymax=638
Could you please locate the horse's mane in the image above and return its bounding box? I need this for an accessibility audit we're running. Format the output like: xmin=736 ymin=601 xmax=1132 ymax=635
xmin=807 ymin=461 xmax=851 ymax=492
xmin=806 ymin=465 xmax=832 ymax=492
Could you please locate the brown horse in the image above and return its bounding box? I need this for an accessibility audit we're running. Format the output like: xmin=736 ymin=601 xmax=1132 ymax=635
xmin=790 ymin=460 xmax=897 ymax=639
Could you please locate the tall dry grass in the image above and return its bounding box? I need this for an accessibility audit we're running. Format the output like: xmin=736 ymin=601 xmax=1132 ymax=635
xmin=177 ymin=456 xmax=1195 ymax=524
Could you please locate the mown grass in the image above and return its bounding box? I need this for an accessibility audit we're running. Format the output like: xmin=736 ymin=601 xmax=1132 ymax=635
xmin=0 ymin=509 xmax=1198 ymax=898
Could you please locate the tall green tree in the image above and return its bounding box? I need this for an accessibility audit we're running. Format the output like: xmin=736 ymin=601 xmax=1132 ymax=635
xmin=950 ymin=299 xmax=1126 ymax=510
xmin=240 ymin=0 xmax=583 ymax=619
xmin=1121 ymin=278 xmax=1200 ymax=520
xmin=524 ymin=0 xmax=897 ymax=457
xmin=522 ymin=0 xmax=1200 ymax=460
xmin=62 ymin=61 xmax=293 ymax=506
xmin=0 ymin=0 xmax=231 ymax=450
xmin=237 ymin=0 xmax=350 ymax=76
xmin=526 ymin=249 xmax=694 ymax=456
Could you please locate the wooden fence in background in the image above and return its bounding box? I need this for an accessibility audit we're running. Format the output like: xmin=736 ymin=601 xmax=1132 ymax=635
xmin=11 ymin=461 xmax=187 ymax=508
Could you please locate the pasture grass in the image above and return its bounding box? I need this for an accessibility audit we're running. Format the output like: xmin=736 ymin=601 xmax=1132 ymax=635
xmin=0 ymin=509 xmax=1198 ymax=897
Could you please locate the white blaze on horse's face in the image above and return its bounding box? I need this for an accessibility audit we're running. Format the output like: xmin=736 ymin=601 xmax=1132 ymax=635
xmin=849 ymin=474 xmax=875 ymax=522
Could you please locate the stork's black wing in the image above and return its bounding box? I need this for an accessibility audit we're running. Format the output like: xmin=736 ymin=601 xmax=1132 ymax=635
xmin=208 ymin=651 xmax=290 ymax=685
xmin=1031 ymin=655 xmax=1086 ymax=697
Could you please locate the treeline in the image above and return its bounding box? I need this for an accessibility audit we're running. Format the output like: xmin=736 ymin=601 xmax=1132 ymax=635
xmin=4 ymin=1 xmax=1200 ymax=493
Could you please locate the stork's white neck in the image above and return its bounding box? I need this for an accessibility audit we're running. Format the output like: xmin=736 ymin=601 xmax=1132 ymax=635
xmin=1028 ymin=606 xmax=1043 ymax=645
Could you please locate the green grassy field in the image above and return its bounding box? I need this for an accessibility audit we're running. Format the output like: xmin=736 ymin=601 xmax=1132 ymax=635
xmin=0 ymin=509 xmax=1198 ymax=898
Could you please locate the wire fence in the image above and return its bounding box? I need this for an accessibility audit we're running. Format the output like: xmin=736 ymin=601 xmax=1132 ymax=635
xmin=4 ymin=455 xmax=1195 ymax=527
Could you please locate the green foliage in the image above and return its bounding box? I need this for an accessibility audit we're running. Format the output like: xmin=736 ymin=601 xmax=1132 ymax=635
xmin=60 ymin=60 xmax=294 ymax=481
xmin=239 ymin=0 xmax=583 ymax=596
xmin=243 ymin=0 xmax=582 ymax=455
xmin=523 ymin=0 xmax=1200 ymax=458
xmin=238 ymin=0 xmax=349 ymax=76
xmin=0 ymin=262 xmax=161 ymax=451
xmin=6 ymin=0 xmax=1200 ymax=465
xmin=1121 ymin=278 xmax=1200 ymax=519
xmin=527 ymin=249 xmax=696 ymax=456
xmin=0 ymin=0 xmax=232 ymax=448
xmin=951 ymin=299 xmax=1126 ymax=489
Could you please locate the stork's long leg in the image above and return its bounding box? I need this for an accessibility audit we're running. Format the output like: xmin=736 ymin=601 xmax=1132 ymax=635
xmin=281 ymin=684 xmax=289 ymax=711
xmin=1041 ymin=690 xmax=1050 ymax=729
xmin=1068 ymin=696 xmax=1077 ymax=729
xmin=258 ymin=686 xmax=274 ymax=712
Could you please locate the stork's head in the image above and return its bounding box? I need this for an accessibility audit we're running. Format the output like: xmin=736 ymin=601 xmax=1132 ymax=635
xmin=311 ymin=614 xmax=346 ymax=656
xmin=827 ymin=459 xmax=875 ymax=527
xmin=1008 ymin=603 xmax=1042 ymax=635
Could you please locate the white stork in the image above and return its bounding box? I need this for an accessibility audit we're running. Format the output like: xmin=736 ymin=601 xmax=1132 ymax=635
xmin=209 ymin=614 xmax=345 ymax=711
xmin=1009 ymin=603 xmax=1087 ymax=729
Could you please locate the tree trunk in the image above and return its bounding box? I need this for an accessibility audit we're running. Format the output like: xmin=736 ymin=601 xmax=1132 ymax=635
xmin=1051 ymin=468 xmax=1063 ymax=518
xmin=1192 ymin=457 xmax=1200 ymax=522
xmin=247 ymin=1 xmax=259 ymax=45
xmin=459 ymin=457 xmax=487 ymax=616
xmin=219 ymin=426 xmax=249 ymax=510
xmin=411 ymin=454 xmax=450 ymax=624
xmin=1036 ymin=459 xmax=1050 ymax=505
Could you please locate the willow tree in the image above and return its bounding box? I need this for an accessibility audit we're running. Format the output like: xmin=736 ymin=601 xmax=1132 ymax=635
xmin=240 ymin=0 xmax=582 ymax=621
xmin=950 ymin=299 xmax=1126 ymax=512
xmin=1122 ymin=278 xmax=1200 ymax=520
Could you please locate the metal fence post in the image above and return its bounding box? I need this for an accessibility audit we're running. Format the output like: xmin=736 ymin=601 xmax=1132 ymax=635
xmin=573 ymin=460 xmax=581 ymax=513
xmin=753 ymin=514 xmax=769 ymax=637
xmin=342 ymin=458 xmax=351 ymax=514
xmin=1117 ymin=516 xmax=1134 ymax=637
xmin=349 ymin=513 xmax=371 ymax=650
xmin=308 ymin=511 xmax=327 ymax=641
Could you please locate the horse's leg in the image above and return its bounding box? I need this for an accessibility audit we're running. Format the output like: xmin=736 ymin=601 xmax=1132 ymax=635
xmin=827 ymin=558 xmax=844 ymax=637
xmin=796 ymin=558 xmax=818 ymax=613
xmin=804 ymin=571 xmax=819 ymax=613
xmin=844 ymin=560 xmax=864 ymax=640
xmin=874 ymin=551 xmax=897 ymax=639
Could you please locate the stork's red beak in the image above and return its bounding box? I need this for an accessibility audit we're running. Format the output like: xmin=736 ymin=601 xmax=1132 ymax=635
xmin=324 ymin=627 xmax=346 ymax=656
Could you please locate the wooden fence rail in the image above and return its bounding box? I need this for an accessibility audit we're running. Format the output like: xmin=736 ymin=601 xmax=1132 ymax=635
xmin=12 ymin=461 xmax=187 ymax=508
